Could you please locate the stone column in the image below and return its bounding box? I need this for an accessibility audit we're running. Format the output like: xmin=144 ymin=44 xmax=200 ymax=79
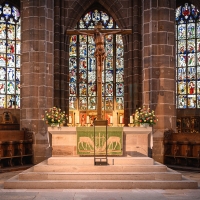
xmin=54 ymin=1 xmax=69 ymax=112
xmin=142 ymin=0 xmax=176 ymax=163
xmin=124 ymin=1 xmax=142 ymax=125
xmin=20 ymin=0 xmax=54 ymax=164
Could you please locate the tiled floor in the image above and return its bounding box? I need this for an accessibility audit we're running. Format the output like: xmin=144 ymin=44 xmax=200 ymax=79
xmin=0 ymin=169 xmax=200 ymax=200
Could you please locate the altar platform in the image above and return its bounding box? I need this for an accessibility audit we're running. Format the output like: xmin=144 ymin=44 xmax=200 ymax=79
xmin=4 ymin=156 xmax=198 ymax=189
xmin=3 ymin=127 xmax=198 ymax=189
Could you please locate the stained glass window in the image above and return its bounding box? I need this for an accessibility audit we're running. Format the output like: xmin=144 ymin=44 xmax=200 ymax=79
xmin=0 ymin=3 xmax=20 ymax=109
xmin=69 ymin=10 xmax=124 ymax=114
xmin=176 ymin=3 xmax=200 ymax=109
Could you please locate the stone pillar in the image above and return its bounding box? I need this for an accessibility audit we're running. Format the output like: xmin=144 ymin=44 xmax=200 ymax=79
xmin=124 ymin=1 xmax=142 ymax=125
xmin=20 ymin=0 xmax=54 ymax=164
xmin=54 ymin=1 xmax=69 ymax=112
xmin=142 ymin=0 xmax=176 ymax=163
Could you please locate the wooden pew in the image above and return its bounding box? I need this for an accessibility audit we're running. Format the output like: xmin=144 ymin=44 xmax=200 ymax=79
xmin=0 ymin=130 xmax=33 ymax=169
xmin=164 ymin=133 xmax=200 ymax=168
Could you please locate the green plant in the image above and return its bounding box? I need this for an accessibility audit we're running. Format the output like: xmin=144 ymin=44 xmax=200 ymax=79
xmin=42 ymin=107 xmax=68 ymax=126
xmin=133 ymin=105 xmax=158 ymax=125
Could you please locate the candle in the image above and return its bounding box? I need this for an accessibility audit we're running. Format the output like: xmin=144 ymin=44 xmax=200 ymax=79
xmin=86 ymin=116 xmax=90 ymax=124
xmin=120 ymin=115 xmax=123 ymax=124
xmin=130 ymin=116 xmax=133 ymax=123
xmin=110 ymin=116 xmax=113 ymax=123
xmin=76 ymin=115 xmax=79 ymax=124
xmin=69 ymin=115 xmax=72 ymax=123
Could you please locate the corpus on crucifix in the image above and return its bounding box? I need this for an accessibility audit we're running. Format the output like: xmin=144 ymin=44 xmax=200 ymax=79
xmin=67 ymin=22 xmax=132 ymax=120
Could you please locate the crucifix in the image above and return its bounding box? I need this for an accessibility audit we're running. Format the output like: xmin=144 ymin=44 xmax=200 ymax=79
xmin=66 ymin=22 xmax=132 ymax=121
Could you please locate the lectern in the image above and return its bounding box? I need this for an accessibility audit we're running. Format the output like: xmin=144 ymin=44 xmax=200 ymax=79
xmin=93 ymin=120 xmax=108 ymax=165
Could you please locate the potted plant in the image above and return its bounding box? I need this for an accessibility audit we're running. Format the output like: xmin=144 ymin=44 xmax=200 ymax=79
xmin=42 ymin=107 xmax=68 ymax=127
xmin=133 ymin=105 xmax=158 ymax=127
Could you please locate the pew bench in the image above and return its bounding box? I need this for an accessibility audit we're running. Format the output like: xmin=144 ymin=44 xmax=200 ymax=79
xmin=0 ymin=130 xmax=33 ymax=169
xmin=164 ymin=140 xmax=200 ymax=168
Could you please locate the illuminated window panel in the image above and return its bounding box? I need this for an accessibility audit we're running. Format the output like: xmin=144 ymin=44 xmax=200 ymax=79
xmin=105 ymin=97 xmax=113 ymax=110
xmin=69 ymin=9 xmax=124 ymax=114
xmin=88 ymin=97 xmax=96 ymax=110
xmin=176 ymin=3 xmax=200 ymax=109
xmin=116 ymin=97 xmax=124 ymax=110
xmin=197 ymin=95 xmax=200 ymax=108
xmin=0 ymin=4 xmax=21 ymax=109
xmin=69 ymin=97 xmax=77 ymax=110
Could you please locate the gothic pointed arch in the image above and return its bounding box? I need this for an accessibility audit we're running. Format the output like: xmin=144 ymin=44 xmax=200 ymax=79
xmin=66 ymin=1 xmax=127 ymax=31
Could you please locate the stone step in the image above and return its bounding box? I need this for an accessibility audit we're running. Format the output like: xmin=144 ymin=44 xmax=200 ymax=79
xmin=4 ymin=157 xmax=199 ymax=190
xmin=33 ymin=163 xmax=168 ymax=173
xmin=18 ymin=171 xmax=182 ymax=181
xmin=4 ymin=176 xmax=198 ymax=189
xmin=47 ymin=157 xmax=154 ymax=165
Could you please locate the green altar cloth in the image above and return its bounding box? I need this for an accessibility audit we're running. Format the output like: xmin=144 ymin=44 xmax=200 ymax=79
xmin=77 ymin=127 xmax=123 ymax=155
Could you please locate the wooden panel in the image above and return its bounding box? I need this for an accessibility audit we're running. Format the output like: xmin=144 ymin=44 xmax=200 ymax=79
xmin=0 ymin=124 xmax=20 ymax=130
xmin=94 ymin=120 xmax=108 ymax=126
xmin=0 ymin=131 xmax=24 ymax=141
xmin=164 ymin=133 xmax=200 ymax=168
xmin=170 ymin=133 xmax=200 ymax=143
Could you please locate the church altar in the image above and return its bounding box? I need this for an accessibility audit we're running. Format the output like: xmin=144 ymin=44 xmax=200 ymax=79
xmin=48 ymin=126 xmax=152 ymax=157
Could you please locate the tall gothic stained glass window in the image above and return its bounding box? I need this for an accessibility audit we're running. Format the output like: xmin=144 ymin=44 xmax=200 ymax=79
xmin=69 ymin=10 xmax=124 ymax=122
xmin=176 ymin=3 xmax=200 ymax=109
xmin=0 ymin=3 xmax=20 ymax=109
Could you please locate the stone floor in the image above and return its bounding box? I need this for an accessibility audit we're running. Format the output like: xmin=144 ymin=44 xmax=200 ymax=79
xmin=0 ymin=169 xmax=200 ymax=200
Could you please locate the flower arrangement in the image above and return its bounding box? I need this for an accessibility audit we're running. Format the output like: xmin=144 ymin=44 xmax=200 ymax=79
xmin=42 ymin=107 xmax=68 ymax=126
xmin=133 ymin=105 xmax=158 ymax=126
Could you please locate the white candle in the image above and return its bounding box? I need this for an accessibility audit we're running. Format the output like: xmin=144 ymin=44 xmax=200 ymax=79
xmin=69 ymin=115 xmax=72 ymax=123
xmin=130 ymin=116 xmax=133 ymax=123
xmin=86 ymin=116 xmax=90 ymax=123
xmin=76 ymin=115 xmax=79 ymax=124
xmin=120 ymin=115 xmax=123 ymax=124
xmin=110 ymin=116 xmax=113 ymax=123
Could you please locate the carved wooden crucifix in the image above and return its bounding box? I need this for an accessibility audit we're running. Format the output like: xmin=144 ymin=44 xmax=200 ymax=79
xmin=66 ymin=22 xmax=132 ymax=121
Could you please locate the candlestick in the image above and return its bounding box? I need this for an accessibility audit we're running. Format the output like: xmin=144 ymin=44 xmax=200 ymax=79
xmin=130 ymin=116 xmax=133 ymax=123
xmin=76 ymin=115 xmax=79 ymax=124
xmin=86 ymin=116 xmax=90 ymax=124
xmin=120 ymin=115 xmax=123 ymax=124
xmin=69 ymin=115 xmax=72 ymax=124
xmin=110 ymin=116 xmax=113 ymax=124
